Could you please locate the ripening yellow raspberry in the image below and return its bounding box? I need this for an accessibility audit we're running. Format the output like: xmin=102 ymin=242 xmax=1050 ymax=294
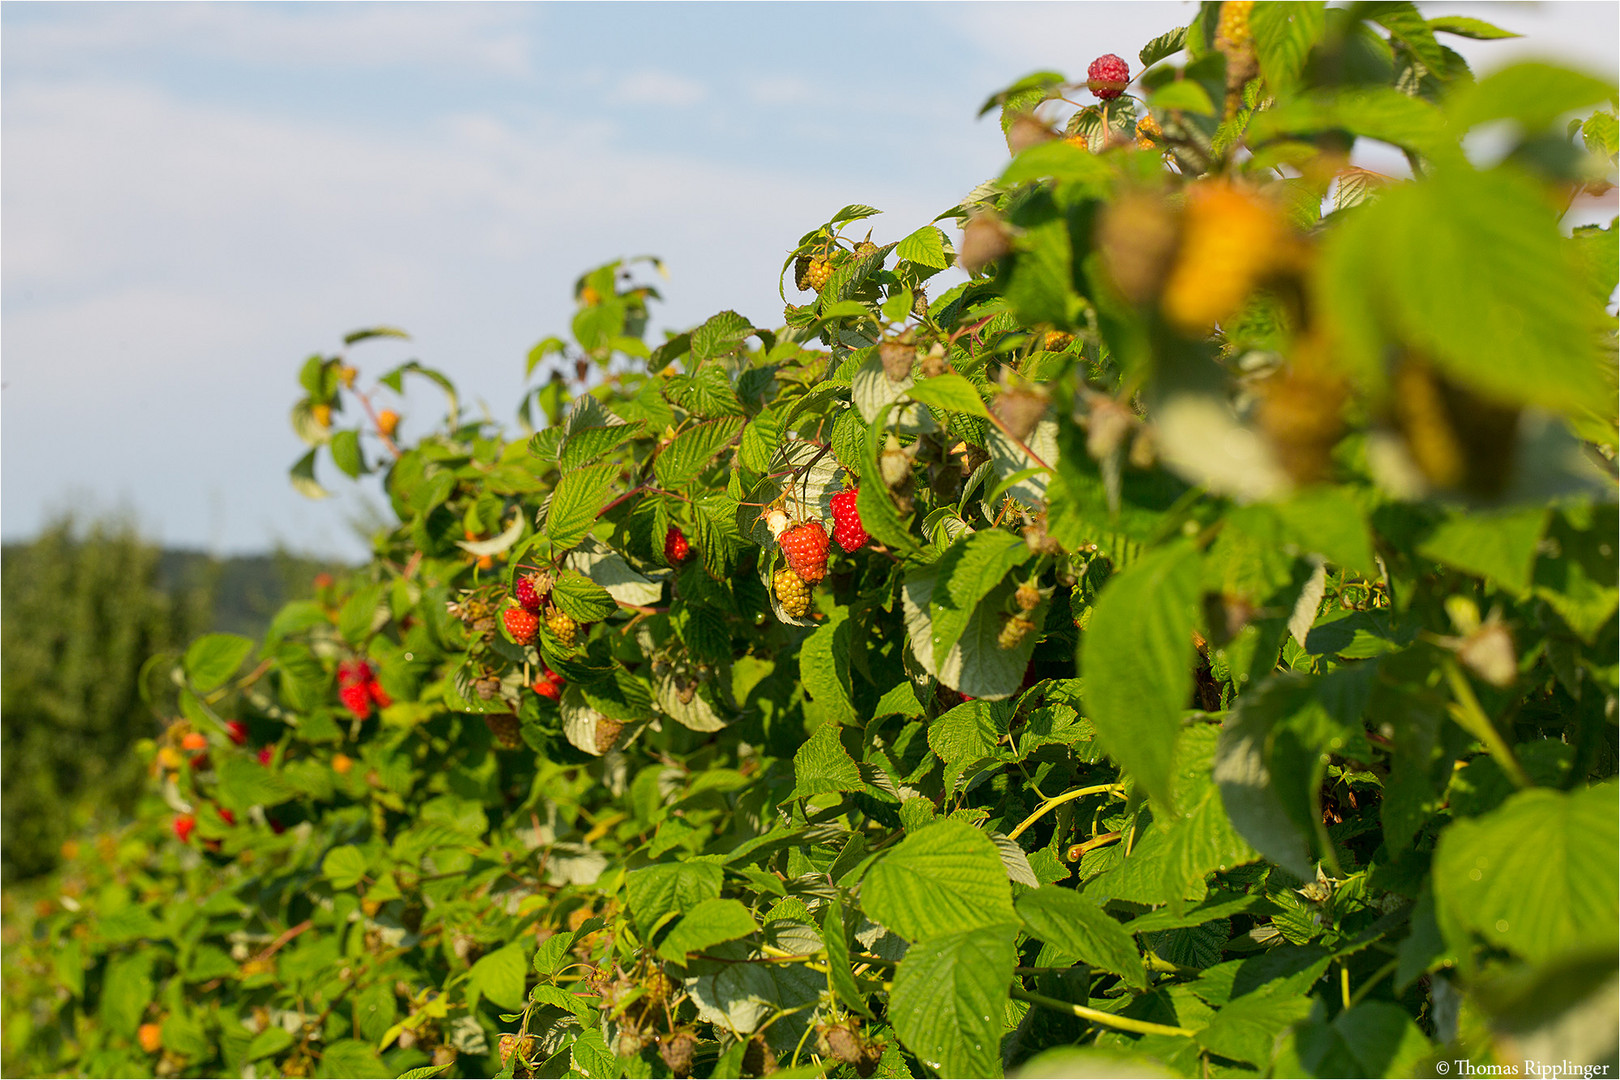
xmin=1218 ymin=0 xmax=1255 ymax=51
xmin=377 ymin=409 xmax=399 ymax=438
xmin=1135 ymin=114 xmax=1162 ymax=150
xmin=313 ymin=403 xmax=332 ymax=428
xmin=804 ymin=258 xmax=835 ymax=292
xmin=1160 ymin=181 xmax=1288 ymax=335
xmin=774 ymin=568 xmax=812 ymax=618
xmin=1064 ymin=134 xmax=1090 ymax=152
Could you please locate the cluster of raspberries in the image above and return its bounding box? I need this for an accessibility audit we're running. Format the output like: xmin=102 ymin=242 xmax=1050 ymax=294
xmin=338 ymin=659 xmax=390 ymax=719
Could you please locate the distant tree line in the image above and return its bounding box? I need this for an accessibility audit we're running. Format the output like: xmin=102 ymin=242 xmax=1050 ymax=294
xmin=0 ymin=516 xmax=343 ymax=881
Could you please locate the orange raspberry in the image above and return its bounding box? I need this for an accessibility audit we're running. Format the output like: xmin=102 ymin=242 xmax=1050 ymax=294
xmin=1160 ymin=181 xmax=1289 ymax=335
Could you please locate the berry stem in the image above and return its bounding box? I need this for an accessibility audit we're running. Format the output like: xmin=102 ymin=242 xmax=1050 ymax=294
xmin=351 ymin=386 xmax=403 ymax=460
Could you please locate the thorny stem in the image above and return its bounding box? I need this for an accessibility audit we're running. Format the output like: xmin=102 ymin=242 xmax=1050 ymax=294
xmin=1007 ymin=784 xmax=1127 ymax=841
xmin=1011 ymin=987 xmax=1196 ymax=1038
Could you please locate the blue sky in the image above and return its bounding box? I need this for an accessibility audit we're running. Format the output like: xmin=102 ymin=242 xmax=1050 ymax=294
xmin=4 ymin=2 xmax=1616 ymax=559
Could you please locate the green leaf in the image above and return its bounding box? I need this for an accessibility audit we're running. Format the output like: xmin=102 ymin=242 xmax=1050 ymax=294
xmin=654 ymin=417 xmax=745 ymax=488
xmin=1427 ymin=14 xmax=1519 ymax=40
xmin=978 ymin=71 xmax=1065 ymax=117
xmin=1273 ymin=488 xmax=1377 ymax=577
xmin=667 ymin=365 xmax=745 ymax=419
xmin=1212 ymin=672 xmax=1355 ymax=880
xmin=322 ymin=845 xmax=369 ymax=890
xmin=999 ymin=140 xmax=1116 ymax=185
xmin=1017 ymin=886 xmax=1145 ymax=990
xmin=98 ymin=953 xmax=153 ymax=1035
xmin=1284 ymin=1001 xmax=1434 ymax=1078
xmin=800 ymin=610 xmax=855 ymax=727
xmin=896 ymin=225 xmax=950 ymax=270
xmin=1448 ymin=62 xmax=1616 ymax=133
xmin=928 ymin=700 xmax=1011 ymax=796
xmin=822 ymin=897 xmax=873 ymax=1018
xmin=467 ymin=943 xmax=529 ymax=1012
xmin=625 ymin=861 xmax=723 ymax=937
xmin=656 ymin=898 xmax=759 ymax=961
xmin=1081 ymin=541 xmax=1202 ymax=814
xmin=550 ymin=571 xmax=617 ymax=623
xmin=1372 ymin=2 xmax=1447 ymax=73
xmin=246 ymin=1026 xmax=295 ymax=1062
xmin=571 ymin=1028 xmax=616 ymax=1079
xmin=1323 ymin=165 xmax=1610 ymax=416
xmin=344 ymin=326 xmax=409 ymax=346
xmin=908 ymin=374 xmax=990 ymax=418
xmin=338 ymin=583 xmax=386 ymax=646
xmin=183 ymin=633 xmax=255 ymax=693
xmin=863 ymin=819 xmax=1017 ymax=941
xmin=395 ymin=1066 xmax=454 ymax=1080
xmin=930 ymin=530 xmax=1032 ymax=671
xmin=1248 ymin=87 xmax=1444 ymax=155
xmin=1433 ymin=784 xmax=1619 ymax=966
xmin=1140 ymin=25 xmax=1190 ymax=66
xmin=889 ymin=925 xmax=1017 ymax=1079
xmin=1417 ymin=507 xmax=1547 ymax=593
xmin=690 ymin=310 xmax=754 ymax=364
xmin=1195 ymin=986 xmax=1314 ymax=1067
xmin=561 ymin=422 xmax=642 ymax=471
xmin=317 ymin=1039 xmax=389 ymax=1079
xmin=290 ymin=446 xmax=329 ymax=499
xmin=525 ymin=335 xmax=566 ymax=378
xmin=330 ymin=429 xmax=366 ymax=479
xmin=791 ymin=722 xmax=863 ymax=800
xmin=216 ymin=755 xmax=297 ymax=810
xmin=1149 ymin=80 xmax=1217 ymax=116
xmin=1251 ymin=2 xmax=1326 ymax=97
xmin=545 ymin=462 xmax=618 ymax=550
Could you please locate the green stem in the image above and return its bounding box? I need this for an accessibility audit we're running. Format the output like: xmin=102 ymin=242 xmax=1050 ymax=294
xmin=1011 ymin=987 xmax=1195 ymax=1039
xmin=1347 ymin=959 xmax=1400 ymax=1010
xmin=1443 ymin=659 xmax=1530 ymax=788
xmin=1008 ymin=784 xmax=1126 ymax=841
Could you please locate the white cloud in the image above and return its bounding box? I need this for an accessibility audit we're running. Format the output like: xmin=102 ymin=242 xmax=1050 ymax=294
xmin=3 ymin=3 xmax=538 ymax=78
xmin=1 ymin=78 xmax=953 ymax=555
xmin=613 ymin=70 xmax=709 ymax=108
xmin=747 ymin=75 xmax=814 ymax=106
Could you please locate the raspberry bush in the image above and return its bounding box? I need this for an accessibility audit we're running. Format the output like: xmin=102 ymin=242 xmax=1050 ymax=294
xmin=7 ymin=5 xmax=1618 ymax=1078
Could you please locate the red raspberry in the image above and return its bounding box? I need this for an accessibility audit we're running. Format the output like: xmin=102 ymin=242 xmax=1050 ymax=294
xmin=257 ymin=746 xmax=274 ymax=767
xmin=337 ymin=659 xmax=373 ymax=686
xmin=503 ymin=607 xmax=539 ymax=645
xmin=1087 ymin=54 xmax=1130 ymax=100
xmin=515 ymin=573 xmax=544 ymax=613
xmin=779 ymin=521 xmax=830 ymax=583
xmin=339 ymin=682 xmax=372 ymax=719
xmin=181 ymin=731 xmax=208 ymax=752
xmin=534 ymin=666 xmax=566 ymax=699
xmin=270 ymin=819 xmax=287 ymax=835
xmin=367 ymin=680 xmax=391 ymax=709
xmin=829 ymin=489 xmax=868 ymax=553
xmin=174 ymin=815 xmax=196 ymax=843
xmin=224 ymin=720 xmax=248 ymax=746
xmin=219 ymin=808 xmax=236 ymax=827
xmin=664 ymin=526 xmax=691 ymax=564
